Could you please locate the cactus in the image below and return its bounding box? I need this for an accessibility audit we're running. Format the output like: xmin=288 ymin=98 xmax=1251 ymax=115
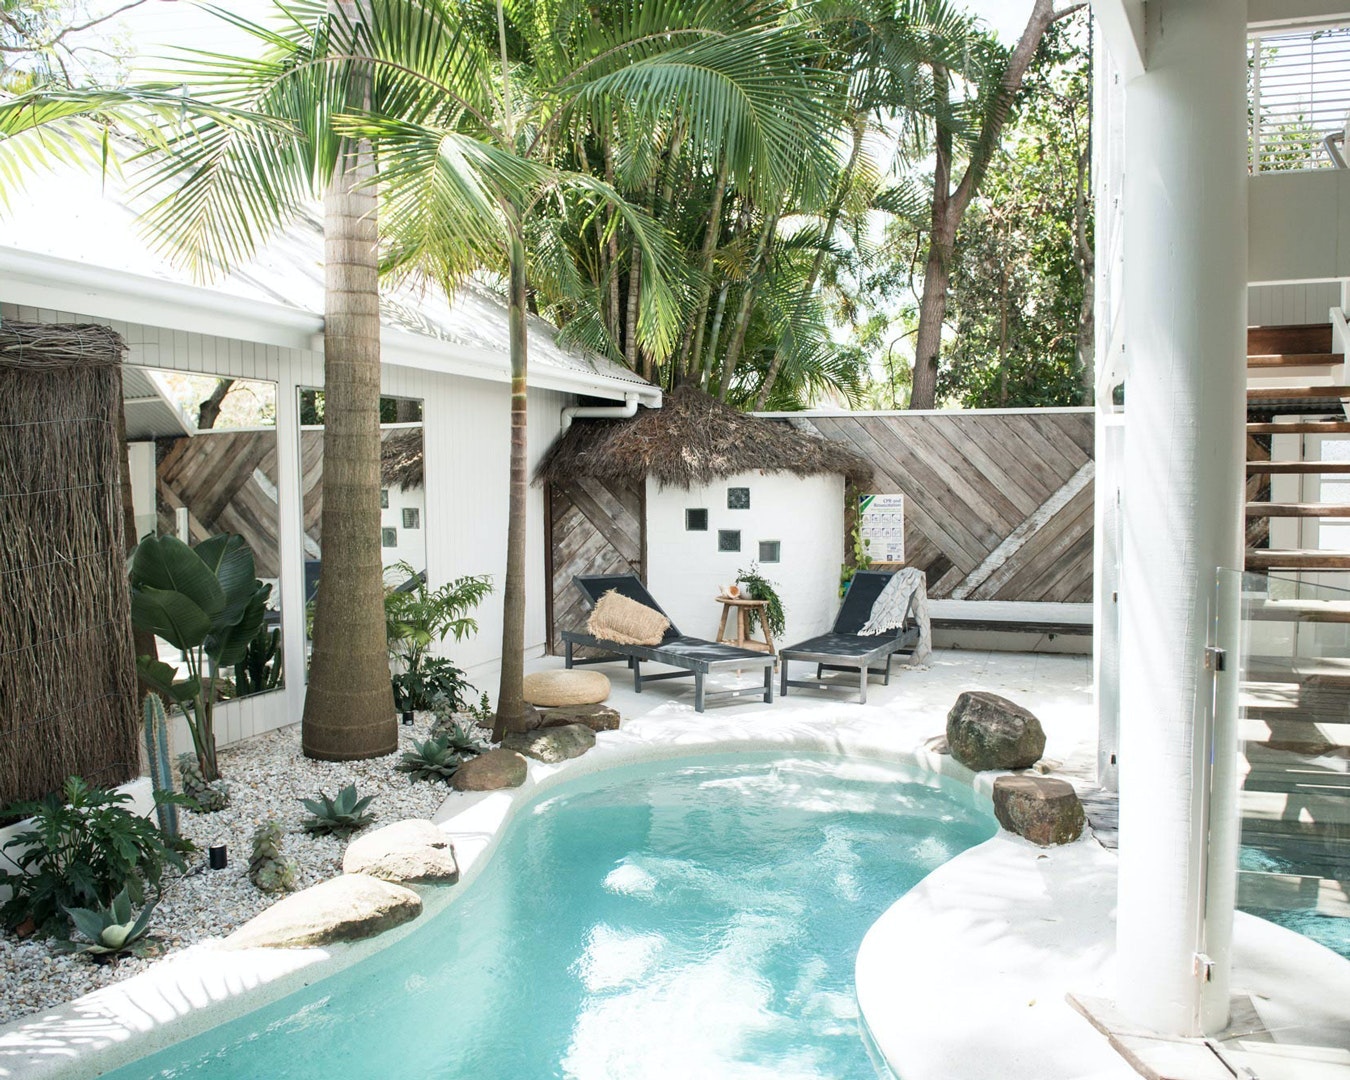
xmin=178 ymin=753 xmax=230 ymax=812
xmin=141 ymin=694 xmax=179 ymax=839
xmin=234 ymin=625 xmax=283 ymax=697
xmin=248 ymin=821 xmax=298 ymax=894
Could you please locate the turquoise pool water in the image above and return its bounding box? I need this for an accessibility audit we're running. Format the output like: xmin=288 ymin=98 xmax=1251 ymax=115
xmin=1240 ymin=846 xmax=1350 ymax=960
xmin=110 ymin=754 xmax=996 ymax=1080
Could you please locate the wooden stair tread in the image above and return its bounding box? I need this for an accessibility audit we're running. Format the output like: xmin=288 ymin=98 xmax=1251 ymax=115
xmin=1236 ymin=870 xmax=1350 ymax=917
xmin=1248 ymin=385 xmax=1350 ymax=399
xmin=1247 ymin=461 xmax=1350 ymax=474
xmin=1246 ymin=599 xmax=1350 ymax=623
xmin=1247 ymin=503 xmax=1350 ymax=517
xmin=1248 ymin=352 xmax=1342 ymax=367
xmin=1247 ymin=550 xmax=1350 ymax=570
xmin=1248 ymin=323 xmax=1333 ymax=355
xmin=1247 ymin=420 xmax=1350 ymax=434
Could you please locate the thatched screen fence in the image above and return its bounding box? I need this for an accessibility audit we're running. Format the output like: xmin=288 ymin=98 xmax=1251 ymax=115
xmin=0 ymin=322 xmax=139 ymax=805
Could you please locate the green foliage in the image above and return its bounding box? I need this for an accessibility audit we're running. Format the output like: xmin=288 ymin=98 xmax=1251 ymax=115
xmin=177 ymin=753 xmax=230 ymax=813
xmin=248 ymin=821 xmax=298 ymax=895
xmin=234 ymin=625 xmax=282 ymax=697
xmin=391 ymin=657 xmax=479 ymax=715
xmin=396 ymin=730 xmax=484 ymax=785
xmin=0 ymin=777 xmax=191 ymax=937
xmin=300 ymin=785 xmax=376 ymax=837
xmin=384 ymin=565 xmax=491 ymax=711
xmin=734 ymin=563 xmax=786 ymax=640
xmin=839 ymin=518 xmax=875 ymax=597
xmin=58 ymin=887 xmax=158 ymax=960
xmin=129 ymin=533 xmax=271 ymax=781
xmin=141 ymin=693 xmax=179 ymax=839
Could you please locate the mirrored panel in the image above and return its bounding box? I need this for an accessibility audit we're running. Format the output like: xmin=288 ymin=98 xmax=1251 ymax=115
xmin=123 ymin=369 xmax=284 ymax=698
xmin=298 ymin=389 xmax=426 ymax=650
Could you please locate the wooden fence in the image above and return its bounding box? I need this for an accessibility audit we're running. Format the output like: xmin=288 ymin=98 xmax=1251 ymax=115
xmin=802 ymin=410 xmax=1094 ymax=603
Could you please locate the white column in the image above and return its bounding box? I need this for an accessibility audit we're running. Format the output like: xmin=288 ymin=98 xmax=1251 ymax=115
xmin=1116 ymin=0 xmax=1247 ymax=1038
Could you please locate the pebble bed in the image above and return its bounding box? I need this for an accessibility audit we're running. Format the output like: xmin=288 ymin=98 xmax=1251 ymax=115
xmin=0 ymin=714 xmax=490 ymax=1028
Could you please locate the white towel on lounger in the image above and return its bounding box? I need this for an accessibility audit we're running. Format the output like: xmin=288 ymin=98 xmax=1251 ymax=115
xmin=859 ymin=566 xmax=932 ymax=666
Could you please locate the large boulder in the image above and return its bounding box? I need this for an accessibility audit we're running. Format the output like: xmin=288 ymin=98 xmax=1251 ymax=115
xmin=225 ymin=875 xmax=421 ymax=949
xmin=992 ymin=775 xmax=1085 ymax=846
xmin=946 ymin=691 xmax=1046 ymax=771
xmin=539 ymin=703 xmax=621 ymax=733
xmin=522 ymin=669 xmax=611 ymax=707
xmin=503 ymin=723 xmax=596 ymax=763
xmin=342 ymin=819 xmax=459 ymax=885
xmin=451 ymin=749 xmax=528 ymax=791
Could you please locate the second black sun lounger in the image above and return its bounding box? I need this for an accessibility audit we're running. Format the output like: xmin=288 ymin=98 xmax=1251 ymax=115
xmin=560 ymin=573 xmax=774 ymax=713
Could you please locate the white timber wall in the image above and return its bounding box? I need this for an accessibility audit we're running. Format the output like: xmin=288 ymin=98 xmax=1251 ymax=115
xmin=1247 ymin=282 xmax=1340 ymax=326
xmin=1 ymin=301 xmax=567 ymax=752
xmin=645 ymin=471 xmax=844 ymax=648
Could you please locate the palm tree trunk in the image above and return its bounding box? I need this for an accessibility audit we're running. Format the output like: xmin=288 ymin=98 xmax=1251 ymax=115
xmin=700 ymin=281 xmax=731 ymax=388
xmin=494 ymin=225 xmax=536 ymax=740
xmin=680 ymin=157 xmax=730 ymax=378
xmin=717 ymin=208 xmax=779 ymax=401
xmin=302 ymin=54 xmax=395 ymax=760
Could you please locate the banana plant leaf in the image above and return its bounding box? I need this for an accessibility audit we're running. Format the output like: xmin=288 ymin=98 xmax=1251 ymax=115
xmin=129 ymin=535 xmax=225 ymax=618
xmin=130 ymin=585 xmax=214 ymax=651
xmin=136 ymin=657 xmax=201 ymax=704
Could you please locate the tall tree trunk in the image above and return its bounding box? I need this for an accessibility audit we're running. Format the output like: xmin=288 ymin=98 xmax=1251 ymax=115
xmin=623 ymin=236 xmax=642 ymax=373
xmin=303 ymin=7 xmax=393 ymax=761
xmin=1073 ymin=143 xmax=1095 ymax=404
xmin=681 ymin=157 xmax=730 ymax=378
xmin=909 ymin=0 xmax=1073 ymax=409
xmin=753 ymin=118 xmax=865 ymax=410
xmin=700 ymin=281 xmax=731 ymax=388
xmin=604 ymin=140 xmax=621 ymax=341
xmin=718 ymin=208 xmax=779 ymax=401
xmin=197 ymin=378 xmax=235 ymax=429
xmin=493 ymin=224 xmax=537 ymax=740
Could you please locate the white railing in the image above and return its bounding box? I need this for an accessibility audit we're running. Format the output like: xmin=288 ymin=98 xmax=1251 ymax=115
xmin=1250 ymin=25 xmax=1350 ymax=173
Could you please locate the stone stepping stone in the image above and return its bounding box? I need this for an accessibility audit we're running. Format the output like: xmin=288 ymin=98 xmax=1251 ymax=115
xmin=225 ymin=875 xmax=421 ymax=949
xmin=539 ymin=703 xmax=621 ymax=732
xmin=342 ymin=819 xmax=459 ymax=885
xmin=451 ymin=749 xmax=527 ymax=791
xmin=993 ymin=775 xmax=1085 ymax=846
xmin=947 ymin=691 xmax=1046 ymax=771
xmin=502 ymin=723 xmax=596 ymax=763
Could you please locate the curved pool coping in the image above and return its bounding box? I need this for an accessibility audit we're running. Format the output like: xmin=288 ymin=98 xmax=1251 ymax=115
xmin=2 ymin=697 xmax=1347 ymax=1080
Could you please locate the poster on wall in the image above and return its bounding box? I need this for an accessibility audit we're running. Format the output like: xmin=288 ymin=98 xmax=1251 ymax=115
xmin=858 ymin=493 xmax=905 ymax=563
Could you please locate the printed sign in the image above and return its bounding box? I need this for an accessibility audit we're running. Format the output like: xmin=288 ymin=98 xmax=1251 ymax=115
xmin=858 ymin=494 xmax=905 ymax=563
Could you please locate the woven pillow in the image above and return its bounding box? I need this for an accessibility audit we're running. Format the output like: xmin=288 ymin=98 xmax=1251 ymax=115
xmin=587 ymin=589 xmax=670 ymax=646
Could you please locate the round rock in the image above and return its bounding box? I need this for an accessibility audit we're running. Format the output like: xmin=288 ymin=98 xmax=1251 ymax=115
xmin=539 ymin=703 xmax=621 ymax=732
xmin=342 ymin=819 xmax=459 ymax=885
xmin=992 ymin=775 xmax=1085 ymax=846
xmin=946 ymin=691 xmax=1046 ymax=771
xmin=451 ymin=749 xmax=528 ymax=791
xmin=522 ymin=669 xmax=611 ymax=707
xmin=224 ymin=874 xmax=421 ymax=949
xmin=502 ymin=723 xmax=596 ymax=763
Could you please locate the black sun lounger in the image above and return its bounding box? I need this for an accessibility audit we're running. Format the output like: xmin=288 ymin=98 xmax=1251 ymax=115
xmin=560 ymin=573 xmax=775 ymax=713
xmin=778 ymin=570 xmax=919 ymax=704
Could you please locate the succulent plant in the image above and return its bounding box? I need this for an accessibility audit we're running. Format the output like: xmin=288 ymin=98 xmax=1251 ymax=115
xmin=57 ymin=887 xmax=157 ymax=959
xmin=396 ymin=733 xmax=477 ymax=784
xmin=178 ymin=753 xmax=230 ymax=813
xmin=426 ymin=715 xmax=490 ymax=758
xmin=299 ymin=784 xmax=376 ymax=837
xmin=248 ymin=821 xmax=298 ymax=894
xmin=142 ymin=693 xmax=180 ymax=839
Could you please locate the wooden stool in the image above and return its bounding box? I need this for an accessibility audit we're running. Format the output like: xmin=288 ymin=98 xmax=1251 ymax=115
xmin=714 ymin=596 xmax=776 ymax=654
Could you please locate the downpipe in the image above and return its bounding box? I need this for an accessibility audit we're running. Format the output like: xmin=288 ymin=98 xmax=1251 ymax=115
xmin=560 ymin=392 xmax=639 ymax=434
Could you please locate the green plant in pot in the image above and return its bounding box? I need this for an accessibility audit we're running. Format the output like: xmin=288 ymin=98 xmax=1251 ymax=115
xmin=129 ymin=533 xmax=271 ymax=783
xmin=734 ymin=563 xmax=787 ymax=640
xmin=384 ymin=564 xmax=490 ymax=714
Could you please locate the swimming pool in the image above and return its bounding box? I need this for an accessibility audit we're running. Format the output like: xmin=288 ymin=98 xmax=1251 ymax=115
xmin=108 ymin=753 xmax=996 ymax=1080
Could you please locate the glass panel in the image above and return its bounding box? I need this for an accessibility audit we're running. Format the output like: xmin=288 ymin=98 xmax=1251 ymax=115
xmin=299 ymin=389 xmax=426 ymax=665
xmin=727 ymin=487 xmax=750 ymax=509
xmin=1234 ymin=568 xmax=1350 ymax=960
xmin=686 ymin=508 xmax=708 ymax=531
xmin=758 ymin=540 xmax=781 ymax=563
xmin=718 ymin=529 xmax=741 ymax=552
xmin=123 ymin=369 xmax=284 ymax=698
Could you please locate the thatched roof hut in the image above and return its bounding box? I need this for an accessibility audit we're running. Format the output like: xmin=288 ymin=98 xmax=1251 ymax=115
xmin=381 ymin=428 xmax=424 ymax=490
xmin=535 ymin=385 xmax=871 ymax=489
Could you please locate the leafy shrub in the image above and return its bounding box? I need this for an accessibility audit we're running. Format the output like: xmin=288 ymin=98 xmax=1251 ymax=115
xmin=735 ymin=563 xmax=787 ymax=639
xmin=0 ymin=777 xmax=192 ymax=937
xmin=391 ymin=657 xmax=479 ymax=714
xmin=57 ymin=887 xmax=158 ymax=960
xmin=385 ymin=566 xmax=491 ymax=675
xmin=300 ymin=785 xmax=376 ymax=837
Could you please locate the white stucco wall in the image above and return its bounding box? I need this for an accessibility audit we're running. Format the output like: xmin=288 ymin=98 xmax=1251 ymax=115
xmin=645 ymin=470 xmax=844 ymax=648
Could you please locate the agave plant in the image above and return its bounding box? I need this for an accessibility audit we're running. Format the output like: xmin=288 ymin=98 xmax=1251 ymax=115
xmin=396 ymin=732 xmax=480 ymax=785
xmin=299 ymin=785 xmax=377 ymax=837
xmin=58 ymin=887 xmax=157 ymax=960
xmin=428 ymin=715 xmax=490 ymax=758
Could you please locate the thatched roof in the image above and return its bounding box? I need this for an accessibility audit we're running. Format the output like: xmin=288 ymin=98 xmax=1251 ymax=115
xmin=535 ymin=385 xmax=871 ymax=489
xmin=381 ymin=428 xmax=424 ymax=490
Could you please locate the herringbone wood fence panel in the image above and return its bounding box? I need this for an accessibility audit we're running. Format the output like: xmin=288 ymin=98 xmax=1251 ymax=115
xmin=548 ymin=477 xmax=645 ymax=654
xmin=808 ymin=412 xmax=1095 ymax=602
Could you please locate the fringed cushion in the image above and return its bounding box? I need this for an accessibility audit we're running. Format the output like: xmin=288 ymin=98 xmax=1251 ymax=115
xmin=522 ymin=669 xmax=611 ymax=707
xmin=587 ymin=590 xmax=670 ymax=646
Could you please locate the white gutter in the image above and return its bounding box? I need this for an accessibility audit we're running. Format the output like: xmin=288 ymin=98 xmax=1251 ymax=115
xmin=560 ymin=391 xmax=641 ymax=434
xmin=0 ymin=245 xmax=662 ymax=406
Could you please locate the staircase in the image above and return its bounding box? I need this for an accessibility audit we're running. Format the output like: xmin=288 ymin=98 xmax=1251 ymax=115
xmin=1240 ymin=322 xmax=1350 ymax=924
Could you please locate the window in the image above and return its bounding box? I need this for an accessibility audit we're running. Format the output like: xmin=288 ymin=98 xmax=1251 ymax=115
xmin=718 ymin=529 xmax=741 ymax=552
xmin=758 ymin=540 xmax=781 ymax=563
xmin=686 ymin=508 xmax=708 ymax=531
xmin=380 ymin=488 xmax=389 ymax=509
xmin=381 ymin=527 xmax=397 ymax=547
xmin=402 ymin=507 xmax=420 ymax=529
xmin=727 ymin=487 xmax=750 ymax=509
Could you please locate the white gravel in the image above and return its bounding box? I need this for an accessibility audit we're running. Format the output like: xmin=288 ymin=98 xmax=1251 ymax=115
xmin=0 ymin=714 xmax=488 ymax=1027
